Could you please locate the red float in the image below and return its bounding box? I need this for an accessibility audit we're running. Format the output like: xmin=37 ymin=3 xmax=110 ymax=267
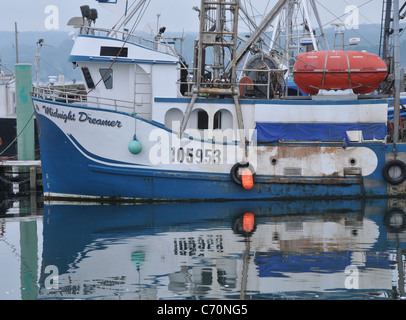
xmin=243 ymin=213 xmax=255 ymax=233
xmin=241 ymin=168 xmax=254 ymax=190
xmin=293 ymin=50 xmax=388 ymax=95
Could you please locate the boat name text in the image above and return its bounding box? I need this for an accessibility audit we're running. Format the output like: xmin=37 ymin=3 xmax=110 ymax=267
xmin=42 ymin=106 xmax=122 ymax=128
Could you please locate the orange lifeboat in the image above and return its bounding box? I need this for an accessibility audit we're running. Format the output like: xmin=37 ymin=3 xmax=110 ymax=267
xmin=293 ymin=50 xmax=387 ymax=95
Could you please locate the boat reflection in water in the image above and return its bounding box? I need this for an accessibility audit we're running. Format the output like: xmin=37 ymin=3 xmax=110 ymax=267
xmin=38 ymin=199 xmax=406 ymax=300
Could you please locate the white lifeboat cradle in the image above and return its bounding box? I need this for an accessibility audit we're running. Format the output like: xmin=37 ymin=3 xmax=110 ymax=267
xmin=31 ymin=0 xmax=406 ymax=201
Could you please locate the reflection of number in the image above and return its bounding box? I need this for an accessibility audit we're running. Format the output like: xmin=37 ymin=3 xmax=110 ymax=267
xmin=174 ymin=235 xmax=223 ymax=256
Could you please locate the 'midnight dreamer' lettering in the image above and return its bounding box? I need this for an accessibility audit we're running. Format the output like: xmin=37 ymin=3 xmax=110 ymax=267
xmin=78 ymin=112 xmax=122 ymax=128
xmin=42 ymin=105 xmax=123 ymax=128
xmin=43 ymin=106 xmax=75 ymax=123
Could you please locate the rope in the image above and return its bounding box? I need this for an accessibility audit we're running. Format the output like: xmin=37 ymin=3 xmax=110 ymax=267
xmin=315 ymin=0 xmax=377 ymax=48
xmin=321 ymin=50 xmax=329 ymax=88
xmin=0 ymin=148 xmax=40 ymax=162
xmin=344 ymin=50 xmax=352 ymax=90
xmin=0 ymin=175 xmax=31 ymax=185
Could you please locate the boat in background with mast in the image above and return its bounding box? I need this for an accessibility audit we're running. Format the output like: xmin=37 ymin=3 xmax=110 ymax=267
xmin=31 ymin=0 xmax=406 ymax=201
xmin=0 ymin=24 xmax=42 ymax=160
xmin=0 ymin=67 xmax=18 ymax=158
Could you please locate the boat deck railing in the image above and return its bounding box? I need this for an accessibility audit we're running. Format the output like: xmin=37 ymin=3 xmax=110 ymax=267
xmin=177 ymin=66 xmax=287 ymax=99
xmin=79 ymin=26 xmax=174 ymax=53
xmin=32 ymin=86 xmax=137 ymax=113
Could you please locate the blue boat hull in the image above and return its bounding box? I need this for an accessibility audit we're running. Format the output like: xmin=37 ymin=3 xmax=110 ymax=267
xmin=35 ymin=109 xmax=403 ymax=201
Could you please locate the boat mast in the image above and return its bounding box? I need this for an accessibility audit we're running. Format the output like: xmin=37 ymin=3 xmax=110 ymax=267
xmin=380 ymin=0 xmax=393 ymax=60
xmin=236 ymin=0 xmax=327 ymax=77
xmin=235 ymin=0 xmax=286 ymax=67
xmin=180 ymin=0 xmax=243 ymax=138
xmin=195 ymin=0 xmax=239 ymax=93
xmin=393 ymin=0 xmax=401 ymax=143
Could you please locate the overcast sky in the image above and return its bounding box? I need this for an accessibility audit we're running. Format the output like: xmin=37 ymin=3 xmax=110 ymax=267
xmin=0 ymin=0 xmax=389 ymax=33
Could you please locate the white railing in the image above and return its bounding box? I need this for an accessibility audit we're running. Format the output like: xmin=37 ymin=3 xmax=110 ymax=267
xmin=32 ymin=86 xmax=136 ymax=113
xmin=79 ymin=26 xmax=173 ymax=53
xmin=177 ymin=66 xmax=286 ymax=99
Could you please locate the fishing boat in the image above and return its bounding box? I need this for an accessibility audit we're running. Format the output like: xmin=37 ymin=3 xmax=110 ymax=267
xmin=31 ymin=0 xmax=406 ymax=201
xmin=0 ymin=71 xmax=17 ymax=158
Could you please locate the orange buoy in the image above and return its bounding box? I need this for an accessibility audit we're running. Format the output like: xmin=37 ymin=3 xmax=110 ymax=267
xmin=293 ymin=50 xmax=387 ymax=95
xmin=241 ymin=168 xmax=254 ymax=190
xmin=243 ymin=212 xmax=255 ymax=233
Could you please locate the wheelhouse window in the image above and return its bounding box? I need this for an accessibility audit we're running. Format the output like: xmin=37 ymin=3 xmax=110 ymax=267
xmin=100 ymin=46 xmax=128 ymax=57
xmin=81 ymin=67 xmax=95 ymax=89
xmin=99 ymin=68 xmax=113 ymax=89
xmin=197 ymin=110 xmax=209 ymax=130
xmin=214 ymin=110 xmax=222 ymax=130
xmin=214 ymin=109 xmax=233 ymax=130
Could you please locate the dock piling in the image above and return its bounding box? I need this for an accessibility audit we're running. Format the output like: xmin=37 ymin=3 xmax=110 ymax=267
xmin=15 ymin=63 xmax=34 ymax=161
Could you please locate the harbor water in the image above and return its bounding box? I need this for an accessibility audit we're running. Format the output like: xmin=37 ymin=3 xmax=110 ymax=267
xmin=1 ymin=191 xmax=406 ymax=300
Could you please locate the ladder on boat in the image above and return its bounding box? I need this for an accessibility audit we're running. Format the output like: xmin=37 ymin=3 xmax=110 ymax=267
xmin=179 ymin=0 xmax=247 ymax=153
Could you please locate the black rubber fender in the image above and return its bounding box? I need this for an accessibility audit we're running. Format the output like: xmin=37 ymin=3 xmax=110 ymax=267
xmin=230 ymin=162 xmax=256 ymax=185
xmin=231 ymin=213 xmax=257 ymax=237
xmin=382 ymin=159 xmax=406 ymax=185
xmin=383 ymin=208 xmax=406 ymax=233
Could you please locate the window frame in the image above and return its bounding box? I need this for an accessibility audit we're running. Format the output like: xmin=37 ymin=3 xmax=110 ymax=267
xmin=99 ymin=68 xmax=114 ymax=89
xmin=81 ymin=67 xmax=95 ymax=89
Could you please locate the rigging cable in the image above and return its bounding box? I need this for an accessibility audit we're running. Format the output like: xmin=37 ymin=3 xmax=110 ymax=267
xmin=314 ymin=0 xmax=377 ymax=48
xmin=0 ymin=111 xmax=36 ymax=159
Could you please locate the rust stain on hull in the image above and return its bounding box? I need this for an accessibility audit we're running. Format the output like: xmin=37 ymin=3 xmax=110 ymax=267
xmin=276 ymin=145 xmax=323 ymax=159
xmin=260 ymin=176 xmax=363 ymax=185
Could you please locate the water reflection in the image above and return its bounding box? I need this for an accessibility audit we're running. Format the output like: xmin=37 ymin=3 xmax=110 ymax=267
xmin=2 ymin=194 xmax=406 ymax=300
xmin=30 ymin=198 xmax=406 ymax=300
xmin=0 ymin=192 xmax=43 ymax=300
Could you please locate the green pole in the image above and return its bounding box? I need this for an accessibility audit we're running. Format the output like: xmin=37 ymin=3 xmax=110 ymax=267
xmin=15 ymin=63 xmax=34 ymax=161
xmin=19 ymin=220 xmax=38 ymax=300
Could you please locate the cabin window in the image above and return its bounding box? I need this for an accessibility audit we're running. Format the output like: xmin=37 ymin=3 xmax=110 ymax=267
xmin=99 ymin=68 xmax=113 ymax=89
xmin=100 ymin=46 xmax=128 ymax=57
xmin=197 ymin=110 xmax=209 ymax=130
xmin=81 ymin=67 xmax=95 ymax=89
xmin=214 ymin=111 xmax=222 ymax=130
xmin=214 ymin=109 xmax=233 ymax=130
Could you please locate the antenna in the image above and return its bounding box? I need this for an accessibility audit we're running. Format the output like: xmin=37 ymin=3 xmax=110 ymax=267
xmin=80 ymin=5 xmax=98 ymax=26
xmin=14 ymin=22 xmax=19 ymax=64
xmin=331 ymin=22 xmax=346 ymax=50
xmin=35 ymin=39 xmax=53 ymax=86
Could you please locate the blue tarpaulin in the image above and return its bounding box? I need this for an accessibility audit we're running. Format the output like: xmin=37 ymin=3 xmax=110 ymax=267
xmin=255 ymin=122 xmax=387 ymax=142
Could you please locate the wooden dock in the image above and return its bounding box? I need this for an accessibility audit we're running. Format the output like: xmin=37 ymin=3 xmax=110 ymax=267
xmin=0 ymin=160 xmax=42 ymax=191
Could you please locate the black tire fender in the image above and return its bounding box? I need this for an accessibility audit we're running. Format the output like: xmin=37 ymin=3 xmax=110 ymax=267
xmin=384 ymin=208 xmax=406 ymax=233
xmin=382 ymin=159 xmax=406 ymax=185
xmin=230 ymin=162 xmax=256 ymax=185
